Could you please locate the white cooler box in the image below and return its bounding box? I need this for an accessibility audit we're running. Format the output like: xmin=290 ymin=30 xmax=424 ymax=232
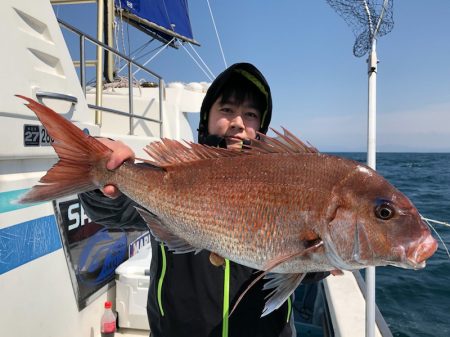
xmin=115 ymin=243 xmax=152 ymax=330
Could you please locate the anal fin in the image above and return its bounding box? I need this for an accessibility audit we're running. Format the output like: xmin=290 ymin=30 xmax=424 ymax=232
xmin=135 ymin=207 xmax=200 ymax=254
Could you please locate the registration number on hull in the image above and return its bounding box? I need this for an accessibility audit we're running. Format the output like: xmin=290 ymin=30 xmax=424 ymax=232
xmin=24 ymin=124 xmax=53 ymax=146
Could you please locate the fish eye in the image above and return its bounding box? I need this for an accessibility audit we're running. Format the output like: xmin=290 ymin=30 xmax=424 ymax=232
xmin=374 ymin=201 xmax=395 ymax=220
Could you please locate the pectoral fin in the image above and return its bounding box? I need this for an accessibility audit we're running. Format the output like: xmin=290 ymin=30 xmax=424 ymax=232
xmin=262 ymin=239 xmax=324 ymax=271
xmin=257 ymin=241 xmax=324 ymax=316
xmin=230 ymin=241 xmax=324 ymax=317
xmin=135 ymin=207 xmax=200 ymax=254
xmin=262 ymin=273 xmax=305 ymax=316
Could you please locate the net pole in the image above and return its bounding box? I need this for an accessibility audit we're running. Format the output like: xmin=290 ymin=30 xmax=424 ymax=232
xmin=366 ymin=38 xmax=378 ymax=337
xmin=367 ymin=40 xmax=377 ymax=169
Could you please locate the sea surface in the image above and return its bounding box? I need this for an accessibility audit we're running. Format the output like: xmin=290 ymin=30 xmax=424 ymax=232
xmin=336 ymin=152 xmax=450 ymax=337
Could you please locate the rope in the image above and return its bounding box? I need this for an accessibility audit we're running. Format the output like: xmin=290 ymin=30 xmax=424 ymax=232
xmin=161 ymin=0 xmax=176 ymax=33
xmin=114 ymin=2 xmax=129 ymax=71
xmin=421 ymin=217 xmax=450 ymax=228
xmin=130 ymin=38 xmax=156 ymax=59
xmin=119 ymin=5 xmax=127 ymax=56
xmin=132 ymin=38 xmax=175 ymax=77
xmin=188 ymin=43 xmax=215 ymax=79
xmin=181 ymin=44 xmax=214 ymax=81
xmin=114 ymin=18 xmax=120 ymax=71
xmin=115 ymin=40 xmax=163 ymax=76
xmin=206 ymin=0 xmax=227 ymax=68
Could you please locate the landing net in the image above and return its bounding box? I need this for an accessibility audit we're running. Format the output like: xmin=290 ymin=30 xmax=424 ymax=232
xmin=326 ymin=0 xmax=394 ymax=57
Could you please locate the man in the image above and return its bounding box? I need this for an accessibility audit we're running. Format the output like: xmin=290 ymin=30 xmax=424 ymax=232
xmin=80 ymin=63 xmax=327 ymax=337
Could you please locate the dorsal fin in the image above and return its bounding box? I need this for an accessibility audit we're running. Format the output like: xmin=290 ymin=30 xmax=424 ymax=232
xmin=140 ymin=139 xmax=250 ymax=168
xmin=252 ymin=127 xmax=318 ymax=154
xmin=138 ymin=128 xmax=318 ymax=168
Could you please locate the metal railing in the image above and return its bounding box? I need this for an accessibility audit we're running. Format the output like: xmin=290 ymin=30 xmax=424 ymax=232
xmin=58 ymin=18 xmax=164 ymax=137
xmin=353 ymin=271 xmax=393 ymax=337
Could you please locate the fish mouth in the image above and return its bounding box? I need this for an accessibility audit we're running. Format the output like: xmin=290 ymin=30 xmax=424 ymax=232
xmin=406 ymin=234 xmax=438 ymax=269
xmin=384 ymin=233 xmax=437 ymax=270
xmin=388 ymin=233 xmax=438 ymax=270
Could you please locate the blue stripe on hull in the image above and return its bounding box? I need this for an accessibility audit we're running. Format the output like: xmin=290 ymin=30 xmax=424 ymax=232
xmin=0 ymin=215 xmax=62 ymax=275
xmin=0 ymin=189 xmax=43 ymax=213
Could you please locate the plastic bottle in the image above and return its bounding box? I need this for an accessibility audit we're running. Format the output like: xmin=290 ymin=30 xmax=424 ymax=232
xmin=101 ymin=301 xmax=116 ymax=337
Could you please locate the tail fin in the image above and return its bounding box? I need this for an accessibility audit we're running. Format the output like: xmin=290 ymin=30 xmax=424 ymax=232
xmin=17 ymin=95 xmax=112 ymax=203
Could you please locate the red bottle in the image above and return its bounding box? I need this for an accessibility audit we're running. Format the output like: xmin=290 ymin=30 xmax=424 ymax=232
xmin=101 ymin=301 xmax=116 ymax=337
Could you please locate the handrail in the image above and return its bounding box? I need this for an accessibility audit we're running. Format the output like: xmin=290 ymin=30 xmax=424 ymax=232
xmin=353 ymin=271 xmax=393 ymax=337
xmin=58 ymin=18 xmax=164 ymax=136
xmin=87 ymin=104 xmax=161 ymax=124
xmin=36 ymin=91 xmax=78 ymax=104
xmin=36 ymin=91 xmax=78 ymax=118
xmin=58 ymin=19 xmax=163 ymax=79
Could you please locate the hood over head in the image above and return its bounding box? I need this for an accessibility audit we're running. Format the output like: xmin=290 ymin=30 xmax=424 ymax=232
xmin=198 ymin=63 xmax=272 ymax=144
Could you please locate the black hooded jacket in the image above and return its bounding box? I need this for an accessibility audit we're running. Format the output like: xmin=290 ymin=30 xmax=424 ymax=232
xmin=198 ymin=62 xmax=272 ymax=143
xmin=79 ymin=63 xmax=324 ymax=337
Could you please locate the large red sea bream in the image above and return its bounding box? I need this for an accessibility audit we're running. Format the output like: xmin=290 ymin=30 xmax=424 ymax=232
xmin=17 ymin=96 xmax=437 ymax=315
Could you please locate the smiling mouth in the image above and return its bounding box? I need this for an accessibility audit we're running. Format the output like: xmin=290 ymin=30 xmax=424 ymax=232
xmin=225 ymin=136 xmax=244 ymax=141
xmin=225 ymin=136 xmax=245 ymax=146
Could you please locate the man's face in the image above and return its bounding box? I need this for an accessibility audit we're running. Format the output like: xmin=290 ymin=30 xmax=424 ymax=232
xmin=208 ymin=96 xmax=261 ymax=149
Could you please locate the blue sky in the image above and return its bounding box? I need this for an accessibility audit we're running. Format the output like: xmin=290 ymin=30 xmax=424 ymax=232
xmin=56 ymin=1 xmax=450 ymax=152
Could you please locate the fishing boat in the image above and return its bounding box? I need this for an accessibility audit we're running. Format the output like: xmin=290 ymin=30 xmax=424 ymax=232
xmin=0 ymin=1 xmax=393 ymax=336
xmin=1 ymin=1 xmax=204 ymax=336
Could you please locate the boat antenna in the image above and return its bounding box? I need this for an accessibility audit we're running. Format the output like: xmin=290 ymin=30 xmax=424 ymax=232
xmin=325 ymin=1 xmax=394 ymax=337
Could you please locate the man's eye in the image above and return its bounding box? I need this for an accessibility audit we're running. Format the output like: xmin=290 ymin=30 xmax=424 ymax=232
xmin=220 ymin=107 xmax=232 ymax=113
xmin=245 ymin=112 xmax=259 ymax=119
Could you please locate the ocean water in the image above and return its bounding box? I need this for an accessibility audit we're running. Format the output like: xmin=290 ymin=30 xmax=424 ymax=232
xmin=337 ymin=153 xmax=450 ymax=337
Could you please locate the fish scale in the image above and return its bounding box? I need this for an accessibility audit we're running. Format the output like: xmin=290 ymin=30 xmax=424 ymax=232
xmin=115 ymin=155 xmax=352 ymax=270
xmin=107 ymin=153 xmax=404 ymax=273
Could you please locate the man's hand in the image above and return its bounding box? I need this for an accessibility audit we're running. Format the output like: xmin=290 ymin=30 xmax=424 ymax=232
xmin=97 ymin=138 xmax=135 ymax=198
xmin=209 ymin=252 xmax=225 ymax=267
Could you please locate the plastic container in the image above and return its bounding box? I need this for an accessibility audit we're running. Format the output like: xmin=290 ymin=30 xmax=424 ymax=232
xmin=101 ymin=301 xmax=116 ymax=337
xmin=115 ymin=243 xmax=152 ymax=330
